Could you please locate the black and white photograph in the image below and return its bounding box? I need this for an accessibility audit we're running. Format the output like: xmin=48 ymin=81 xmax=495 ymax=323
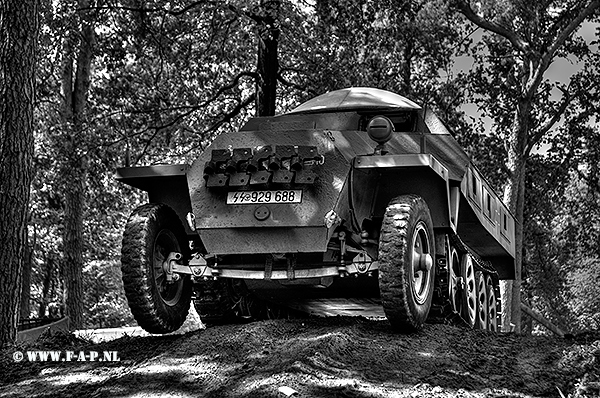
xmin=0 ymin=1 xmax=599 ymax=397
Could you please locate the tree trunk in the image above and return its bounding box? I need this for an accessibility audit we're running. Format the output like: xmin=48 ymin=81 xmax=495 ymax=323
xmin=255 ymin=0 xmax=280 ymax=117
xmin=0 ymin=0 xmax=38 ymax=346
xmin=19 ymin=236 xmax=33 ymax=320
xmin=59 ymin=0 xmax=96 ymax=329
xmin=61 ymin=162 xmax=86 ymax=328
xmin=401 ymin=40 xmax=413 ymax=96
xmin=501 ymin=98 xmax=529 ymax=333
xmin=38 ymin=254 xmax=55 ymax=318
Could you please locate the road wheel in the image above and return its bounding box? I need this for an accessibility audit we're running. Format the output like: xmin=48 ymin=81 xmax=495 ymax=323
xmin=486 ymin=274 xmax=499 ymax=332
xmin=121 ymin=203 xmax=192 ymax=334
xmin=460 ymin=254 xmax=477 ymax=328
xmin=448 ymin=248 xmax=462 ymax=315
xmin=379 ymin=195 xmax=436 ymax=332
xmin=475 ymin=271 xmax=488 ymax=329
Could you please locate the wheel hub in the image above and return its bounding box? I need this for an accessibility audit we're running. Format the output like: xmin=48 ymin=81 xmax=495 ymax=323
xmin=153 ymin=229 xmax=184 ymax=307
xmin=411 ymin=222 xmax=433 ymax=305
xmin=461 ymin=254 xmax=477 ymax=327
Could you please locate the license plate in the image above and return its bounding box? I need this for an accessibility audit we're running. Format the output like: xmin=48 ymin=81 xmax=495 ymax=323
xmin=227 ymin=190 xmax=303 ymax=205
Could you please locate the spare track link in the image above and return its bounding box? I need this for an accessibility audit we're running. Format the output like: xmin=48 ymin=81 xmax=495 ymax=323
xmin=203 ymin=145 xmax=322 ymax=187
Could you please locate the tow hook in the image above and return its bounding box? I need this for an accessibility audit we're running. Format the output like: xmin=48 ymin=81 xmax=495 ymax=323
xmin=164 ymin=252 xmax=182 ymax=283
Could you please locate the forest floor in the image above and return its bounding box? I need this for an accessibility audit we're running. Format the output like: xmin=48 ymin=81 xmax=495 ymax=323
xmin=1 ymin=314 xmax=599 ymax=398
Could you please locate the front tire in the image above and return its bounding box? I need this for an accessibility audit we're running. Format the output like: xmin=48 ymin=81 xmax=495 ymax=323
xmin=121 ymin=203 xmax=192 ymax=334
xmin=378 ymin=195 xmax=436 ymax=332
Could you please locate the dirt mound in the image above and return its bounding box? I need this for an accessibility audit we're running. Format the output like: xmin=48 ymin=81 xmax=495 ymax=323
xmin=1 ymin=317 xmax=599 ymax=398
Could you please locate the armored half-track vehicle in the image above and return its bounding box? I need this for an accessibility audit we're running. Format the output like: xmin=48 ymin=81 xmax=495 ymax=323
xmin=117 ymin=87 xmax=515 ymax=334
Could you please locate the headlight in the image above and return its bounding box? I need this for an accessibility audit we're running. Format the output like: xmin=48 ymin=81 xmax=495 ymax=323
xmin=367 ymin=116 xmax=394 ymax=144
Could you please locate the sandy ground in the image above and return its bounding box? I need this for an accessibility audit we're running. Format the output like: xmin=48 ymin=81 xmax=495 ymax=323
xmin=1 ymin=313 xmax=599 ymax=398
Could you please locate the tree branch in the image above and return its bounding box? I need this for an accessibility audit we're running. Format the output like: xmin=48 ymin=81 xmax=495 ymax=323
xmin=139 ymin=70 xmax=258 ymax=133
xmin=198 ymin=71 xmax=259 ymax=110
xmin=277 ymin=73 xmax=317 ymax=96
xmin=178 ymin=93 xmax=256 ymax=157
xmin=79 ymin=1 xmax=224 ymax=16
xmin=545 ymin=1 xmax=600 ymax=62
xmin=521 ymin=302 xmax=567 ymax=337
xmin=89 ymin=71 xmax=259 ymax=162
xmin=121 ymin=90 xmax=258 ymax=165
xmin=452 ymin=0 xmax=530 ymax=53
xmin=527 ymin=0 xmax=600 ymax=97
xmin=525 ymin=85 xmax=571 ymax=155
xmin=133 ymin=127 xmax=162 ymax=166
xmin=210 ymin=93 xmax=256 ymax=129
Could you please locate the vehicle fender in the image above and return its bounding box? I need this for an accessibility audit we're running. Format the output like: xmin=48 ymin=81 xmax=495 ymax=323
xmin=350 ymin=154 xmax=453 ymax=235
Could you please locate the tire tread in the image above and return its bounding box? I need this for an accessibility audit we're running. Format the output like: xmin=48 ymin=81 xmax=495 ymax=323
xmin=379 ymin=195 xmax=435 ymax=332
xmin=121 ymin=203 xmax=191 ymax=334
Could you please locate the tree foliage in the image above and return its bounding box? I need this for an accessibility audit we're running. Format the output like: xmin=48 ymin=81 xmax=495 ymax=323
xmin=453 ymin=0 xmax=600 ymax=332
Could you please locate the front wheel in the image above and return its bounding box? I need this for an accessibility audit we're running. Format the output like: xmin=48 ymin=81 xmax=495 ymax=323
xmin=378 ymin=195 xmax=436 ymax=332
xmin=121 ymin=203 xmax=192 ymax=334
